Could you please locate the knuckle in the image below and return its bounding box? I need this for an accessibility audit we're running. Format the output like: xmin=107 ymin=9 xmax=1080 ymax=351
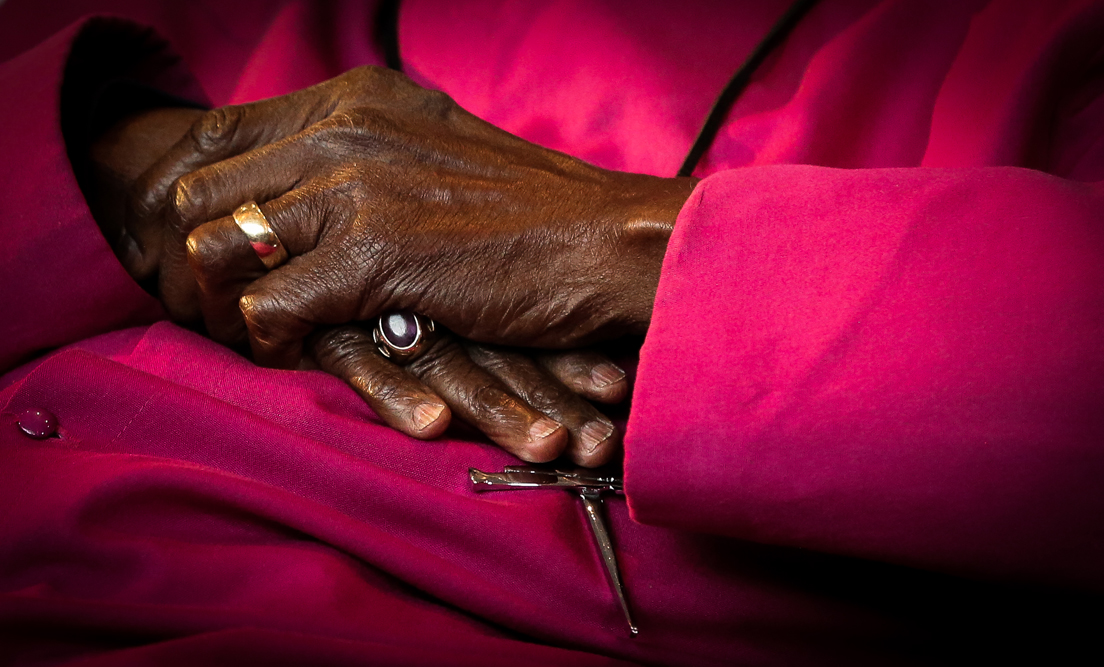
xmin=314 ymin=329 xmax=397 ymax=393
xmin=169 ymin=175 xmax=206 ymax=230
xmin=468 ymin=383 xmax=519 ymax=421
xmin=466 ymin=345 xmax=513 ymax=372
xmin=315 ymin=111 xmax=354 ymax=136
xmin=307 ymin=111 xmax=367 ymax=149
xmin=184 ymin=227 xmax=222 ymax=274
xmin=418 ymin=88 xmax=455 ymax=118
xmin=326 ymin=108 xmax=399 ymax=149
xmin=521 ymin=384 xmax=569 ymax=412
xmin=406 ymin=336 xmax=459 ymax=376
xmin=360 ymin=375 xmax=406 ymax=404
xmin=315 ymin=325 xmax=364 ymax=351
xmin=239 ymin=292 xmax=281 ymax=336
xmin=468 ymin=347 xmax=569 ymax=410
xmin=312 ymin=327 xmax=366 ymax=363
xmin=192 ymin=107 xmax=240 ymax=153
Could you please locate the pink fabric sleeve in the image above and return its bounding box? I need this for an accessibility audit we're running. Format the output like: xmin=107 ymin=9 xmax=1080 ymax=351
xmin=0 ymin=19 xmax=204 ymax=372
xmin=624 ymin=165 xmax=1104 ymax=592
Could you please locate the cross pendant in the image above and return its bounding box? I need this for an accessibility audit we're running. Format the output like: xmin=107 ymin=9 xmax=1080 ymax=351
xmin=469 ymin=465 xmax=638 ymax=636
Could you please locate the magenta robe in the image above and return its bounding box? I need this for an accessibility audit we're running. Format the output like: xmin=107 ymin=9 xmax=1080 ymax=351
xmin=1 ymin=0 xmax=1102 ymax=664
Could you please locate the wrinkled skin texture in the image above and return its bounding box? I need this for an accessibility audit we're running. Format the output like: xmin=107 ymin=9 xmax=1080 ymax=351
xmin=84 ymin=79 xmax=653 ymax=466
xmin=158 ymin=67 xmax=698 ymax=366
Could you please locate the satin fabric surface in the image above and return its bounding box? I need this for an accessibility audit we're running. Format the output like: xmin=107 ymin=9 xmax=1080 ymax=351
xmin=1 ymin=1 xmax=1103 ymax=664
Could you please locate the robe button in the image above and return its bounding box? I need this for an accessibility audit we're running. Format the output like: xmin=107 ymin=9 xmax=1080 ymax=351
xmin=17 ymin=408 xmax=58 ymax=439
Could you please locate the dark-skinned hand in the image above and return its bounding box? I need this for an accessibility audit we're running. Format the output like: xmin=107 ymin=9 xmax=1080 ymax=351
xmin=180 ymin=200 xmax=629 ymax=465
xmin=151 ymin=66 xmax=698 ymax=369
xmin=87 ymin=102 xmax=631 ymax=466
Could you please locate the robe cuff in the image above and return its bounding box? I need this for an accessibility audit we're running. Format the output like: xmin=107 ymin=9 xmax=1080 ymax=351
xmin=624 ymin=165 xmax=1104 ymax=591
xmin=0 ymin=18 xmax=204 ymax=371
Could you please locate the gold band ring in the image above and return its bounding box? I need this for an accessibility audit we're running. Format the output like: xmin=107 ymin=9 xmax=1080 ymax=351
xmin=232 ymin=201 xmax=289 ymax=270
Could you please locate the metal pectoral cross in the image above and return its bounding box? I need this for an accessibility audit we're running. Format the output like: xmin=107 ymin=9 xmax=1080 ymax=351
xmin=469 ymin=465 xmax=638 ymax=636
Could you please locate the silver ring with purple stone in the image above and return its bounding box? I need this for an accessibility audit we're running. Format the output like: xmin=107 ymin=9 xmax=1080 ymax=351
xmin=372 ymin=311 xmax=438 ymax=364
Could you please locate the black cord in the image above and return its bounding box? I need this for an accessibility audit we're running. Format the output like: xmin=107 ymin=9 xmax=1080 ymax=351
xmin=677 ymin=0 xmax=819 ymax=177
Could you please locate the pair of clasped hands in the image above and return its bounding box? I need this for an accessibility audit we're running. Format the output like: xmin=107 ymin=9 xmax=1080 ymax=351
xmin=89 ymin=67 xmax=697 ymax=467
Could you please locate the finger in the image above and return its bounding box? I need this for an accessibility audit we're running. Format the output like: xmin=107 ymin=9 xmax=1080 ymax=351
xmin=408 ymin=338 xmax=568 ymax=463
xmin=239 ymin=244 xmax=363 ymax=370
xmin=467 ymin=345 xmax=619 ymax=468
xmin=132 ymin=93 xmax=333 ymax=227
xmin=538 ymin=350 xmax=629 ymax=404
xmin=164 ymin=133 xmax=319 ymax=237
xmin=187 ymin=172 xmax=331 ymax=260
xmin=187 ymin=190 xmax=333 ymax=345
xmin=185 ymin=218 xmax=265 ymax=344
xmin=133 ymin=63 xmax=421 ymax=221
xmin=147 ymin=115 xmax=326 ymax=323
xmin=156 ymin=139 xmax=327 ymax=323
xmin=310 ymin=326 xmax=450 ymax=439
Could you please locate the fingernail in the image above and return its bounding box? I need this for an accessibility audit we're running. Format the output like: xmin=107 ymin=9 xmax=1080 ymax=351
xmin=579 ymin=419 xmax=615 ymax=453
xmin=529 ymin=417 xmax=562 ymax=441
xmin=413 ymin=403 xmax=445 ymax=431
xmin=590 ymin=363 xmax=626 ymax=389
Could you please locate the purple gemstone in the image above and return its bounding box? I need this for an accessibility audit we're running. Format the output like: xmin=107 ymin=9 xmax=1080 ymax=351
xmin=17 ymin=408 xmax=58 ymax=439
xmin=381 ymin=312 xmax=420 ymax=349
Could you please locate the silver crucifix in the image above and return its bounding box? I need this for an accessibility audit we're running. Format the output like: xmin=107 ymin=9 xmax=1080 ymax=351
xmin=469 ymin=465 xmax=638 ymax=636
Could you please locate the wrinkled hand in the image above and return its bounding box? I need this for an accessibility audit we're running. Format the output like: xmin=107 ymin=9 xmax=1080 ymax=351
xmin=160 ymin=66 xmax=696 ymax=369
xmin=177 ymin=206 xmax=629 ymax=465
xmin=87 ymin=101 xmax=631 ymax=466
